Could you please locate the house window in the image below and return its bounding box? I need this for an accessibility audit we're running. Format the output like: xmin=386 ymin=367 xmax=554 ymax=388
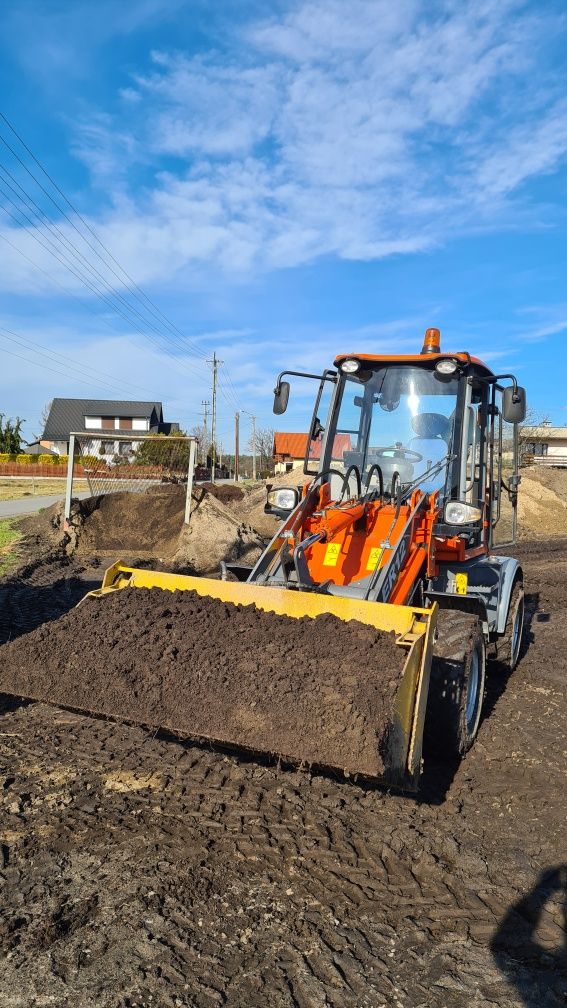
xmin=285 ymin=462 xmax=294 ymax=472
xmin=118 ymin=441 xmax=133 ymax=457
xmin=102 ymin=440 xmax=115 ymax=455
xmin=119 ymin=417 xmax=133 ymax=430
xmin=526 ymin=442 xmax=548 ymax=456
xmin=101 ymin=417 xmax=114 ymax=430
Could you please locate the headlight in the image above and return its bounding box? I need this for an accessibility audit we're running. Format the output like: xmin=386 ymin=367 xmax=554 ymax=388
xmin=340 ymin=358 xmax=360 ymax=374
xmin=266 ymin=487 xmax=299 ymax=511
xmin=435 ymin=358 xmax=458 ymax=375
xmin=444 ymin=501 xmax=482 ymax=525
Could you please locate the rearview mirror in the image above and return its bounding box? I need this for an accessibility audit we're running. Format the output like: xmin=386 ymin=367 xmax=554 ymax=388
xmin=502 ymin=385 xmax=527 ymax=424
xmin=273 ymin=380 xmax=290 ymax=415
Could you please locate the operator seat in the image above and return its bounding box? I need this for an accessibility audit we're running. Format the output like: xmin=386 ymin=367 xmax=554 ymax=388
xmin=408 ymin=412 xmax=451 ymax=492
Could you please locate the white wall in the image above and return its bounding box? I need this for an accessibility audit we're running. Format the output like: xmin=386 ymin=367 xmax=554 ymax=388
xmin=132 ymin=417 xmax=150 ymax=431
xmin=548 ymin=440 xmax=567 ymax=458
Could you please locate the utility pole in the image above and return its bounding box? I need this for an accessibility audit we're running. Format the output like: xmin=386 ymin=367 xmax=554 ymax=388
xmin=201 ymin=400 xmax=210 ymax=465
xmin=206 ymin=352 xmax=222 ymax=484
xmin=251 ymin=415 xmax=257 ymax=481
xmin=219 ymin=441 xmax=223 ymax=468
xmin=234 ymin=411 xmax=240 ymax=482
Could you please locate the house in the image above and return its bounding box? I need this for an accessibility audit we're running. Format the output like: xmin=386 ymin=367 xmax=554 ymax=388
xmin=273 ymin=432 xmax=352 ymax=474
xmin=41 ymin=399 xmax=179 ymax=459
xmin=521 ymin=423 xmax=567 ymax=467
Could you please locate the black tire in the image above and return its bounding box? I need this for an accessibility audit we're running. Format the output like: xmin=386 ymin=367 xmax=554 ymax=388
xmin=427 ymin=610 xmax=486 ymax=757
xmin=495 ymin=578 xmax=524 ymax=672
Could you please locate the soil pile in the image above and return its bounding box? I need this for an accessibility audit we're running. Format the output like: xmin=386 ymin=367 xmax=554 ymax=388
xmin=67 ymin=484 xmax=264 ymax=574
xmin=198 ymin=481 xmax=245 ymax=504
xmin=0 ymin=587 xmax=405 ymax=777
xmin=517 ymin=468 xmax=567 ymax=537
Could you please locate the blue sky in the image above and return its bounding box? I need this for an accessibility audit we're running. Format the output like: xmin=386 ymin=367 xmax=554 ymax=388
xmin=0 ymin=0 xmax=566 ymax=448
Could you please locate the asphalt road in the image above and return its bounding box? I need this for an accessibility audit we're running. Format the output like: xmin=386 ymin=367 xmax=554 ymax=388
xmin=0 ymin=492 xmax=90 ymax=519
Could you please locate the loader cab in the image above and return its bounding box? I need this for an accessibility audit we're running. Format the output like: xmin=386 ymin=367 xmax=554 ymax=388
xmin=270 ymin=328 xmax=526 ymax=552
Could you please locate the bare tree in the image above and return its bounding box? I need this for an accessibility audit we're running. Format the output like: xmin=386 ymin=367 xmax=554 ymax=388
xmin=518 ymin=408 xmax=552 ymax=465
xmin=191 ymin=423 xmax=213 ymax=465
xmin=249 ymin=426 xmax=275 ymax=476
xmin=40 ymin=399 xmax=53 ymax=432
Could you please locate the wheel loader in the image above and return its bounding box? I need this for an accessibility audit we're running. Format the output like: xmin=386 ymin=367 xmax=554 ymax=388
xmin=2 ymin=328 xmax=527 ymax=790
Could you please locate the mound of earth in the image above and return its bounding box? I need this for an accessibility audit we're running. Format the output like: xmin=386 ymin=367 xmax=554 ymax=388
xmin=24 ymin=484 xmax=265 ymax=577
xmin=0 ymin=586 xmax=405 ymax=778
xmin=517 ymin=469 xmax=567 ymax=538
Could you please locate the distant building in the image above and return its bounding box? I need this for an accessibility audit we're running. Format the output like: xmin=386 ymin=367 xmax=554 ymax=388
xmin=521 ymin=423 xmax=567 ymax=467
xmin=41 ymin=399 xmax=179 ymax=458
xmin=273 ymin=432 xmax=352 ymax=474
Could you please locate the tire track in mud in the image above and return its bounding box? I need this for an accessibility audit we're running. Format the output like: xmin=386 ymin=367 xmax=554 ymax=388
xmin=0 ymin=541 xmax=566 ymax=1007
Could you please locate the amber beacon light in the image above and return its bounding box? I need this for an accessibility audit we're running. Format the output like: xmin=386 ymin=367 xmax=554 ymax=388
xmin=422 ymin=327 xmax=441 ymax=354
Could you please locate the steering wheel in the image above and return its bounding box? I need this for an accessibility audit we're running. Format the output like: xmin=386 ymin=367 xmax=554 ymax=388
xmin=375 ymin=445 xmax=423 ymax=463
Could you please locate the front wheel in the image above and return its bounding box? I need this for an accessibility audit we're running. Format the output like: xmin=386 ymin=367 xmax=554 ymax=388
xmin=427 ymin=611 xmax=487 ymax=757
xmin=495 ymin=578 xmax=524 ymax=672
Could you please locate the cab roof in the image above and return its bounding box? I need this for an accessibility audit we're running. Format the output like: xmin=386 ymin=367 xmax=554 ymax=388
xmin=333 ymin=351 xmax=495 ymax=378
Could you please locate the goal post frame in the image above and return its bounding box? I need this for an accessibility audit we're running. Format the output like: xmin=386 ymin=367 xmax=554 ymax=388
xmin=64 ymin=432 xmax=198 ymax=529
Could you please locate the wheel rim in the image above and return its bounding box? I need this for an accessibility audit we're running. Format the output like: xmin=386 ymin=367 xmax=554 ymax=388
xmin=465 ymin=647 xmax=480 ymax=731
xmin=511 ymin=596 xmax=524 ymax=665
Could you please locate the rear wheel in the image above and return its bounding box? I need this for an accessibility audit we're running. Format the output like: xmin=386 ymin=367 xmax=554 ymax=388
xmin=496 ymin=578 xmax=524 ymax=671
xmin=427 ymin=610 xmax=487 ymax=757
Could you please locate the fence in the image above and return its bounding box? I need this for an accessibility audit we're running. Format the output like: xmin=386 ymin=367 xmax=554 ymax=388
xmin=63 ymin=432 xmax=197 ymax=529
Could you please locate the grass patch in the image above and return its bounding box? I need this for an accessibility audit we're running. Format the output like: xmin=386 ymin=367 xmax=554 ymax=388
xmin=0 ymin=519 xmax=22 ymax=575
xmin=0 ymin=478 xmax=90 ymax=501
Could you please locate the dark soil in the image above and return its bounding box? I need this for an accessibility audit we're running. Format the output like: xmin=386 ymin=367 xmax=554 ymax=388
xmin=0 ymin=539 xmax=565 ymax=1007
xmin=198 ymin=482 xmax=245 ymax=504
xmin=0 ymin=588 xmax=404 ymax=777
xmin=76 ymin=485 xmax=186 ymax=553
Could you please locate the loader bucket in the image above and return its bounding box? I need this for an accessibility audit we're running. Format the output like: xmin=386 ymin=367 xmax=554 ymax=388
xmin=79 ymin=561 xmax=437 ymax=790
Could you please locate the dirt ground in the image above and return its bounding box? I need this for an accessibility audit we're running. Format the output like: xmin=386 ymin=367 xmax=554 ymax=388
xmin=0 ymin=537 xmax=565 ymax=1007
xmin=0 ymin=588 xmax=404 ymax=778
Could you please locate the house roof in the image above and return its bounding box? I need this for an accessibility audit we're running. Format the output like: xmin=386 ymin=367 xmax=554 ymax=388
xmin=273 ymin=432 xmax=352 ymax=460
xmin=26 ymin=441 xmax=57 ymax=455
xmin=522 ymin=426 xmax=567 ymax=439
xmin=43 ymin=399 xmax=163 ymax=440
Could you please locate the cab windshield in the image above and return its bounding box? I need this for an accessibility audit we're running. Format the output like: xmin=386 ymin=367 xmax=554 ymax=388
xmin=325 ymin=364 xmax=459 ymax=496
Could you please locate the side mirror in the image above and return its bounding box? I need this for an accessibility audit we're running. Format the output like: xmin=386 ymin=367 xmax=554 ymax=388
xmin=273 ymin=381 xmax=290 ymax=415
xmin=502 ymin=385 xmax=527 ymax=423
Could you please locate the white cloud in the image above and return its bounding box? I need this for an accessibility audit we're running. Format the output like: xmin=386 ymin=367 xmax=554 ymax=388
xmin=1 ymin=0 xmax=566 ymax=295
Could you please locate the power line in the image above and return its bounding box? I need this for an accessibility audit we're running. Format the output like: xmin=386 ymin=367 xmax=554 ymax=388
xmin=0 ymin=325 xmax=154 ymax=397
xmin=0 ymin=111 xmax=210 ymax=361
xmin=0 ymin=111 xmax=249 ymax=412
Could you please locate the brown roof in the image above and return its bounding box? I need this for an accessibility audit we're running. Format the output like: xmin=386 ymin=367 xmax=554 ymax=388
xmin=273 ymin=432 xmax=352 ymax=460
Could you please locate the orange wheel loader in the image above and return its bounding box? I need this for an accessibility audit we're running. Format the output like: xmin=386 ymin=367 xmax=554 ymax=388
xmin=75 ymin=327 xmax=527 ymax=790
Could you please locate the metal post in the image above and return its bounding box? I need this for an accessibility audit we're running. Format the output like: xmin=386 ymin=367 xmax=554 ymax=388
xmin=201 ymin=399 xmax=210 ymax=465
xmin=63 ymin=433 xmax=76 ymax=529
xmin=251 ymin=415 xmax=257 ymax=481
xmin=184 ymin=438 xmax=196 ymax=525
xmin=234 ymin=411 xmax=240 ymax=482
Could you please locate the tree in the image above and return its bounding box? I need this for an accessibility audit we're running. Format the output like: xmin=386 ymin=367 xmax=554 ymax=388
xmin=40 ymin=399 xmax=53 ymax=432
xmin=249 ymin=426 xmax=275 ymax=476
xmin=191 ymin=424 xmax=214 ymax=466
xmin=518 ymin=409 xmax=552 ymax=463
xmin=0 ymin=415 xmax=23 ymax=454
xmin=133 ymin=432 xmax=191 ymax=471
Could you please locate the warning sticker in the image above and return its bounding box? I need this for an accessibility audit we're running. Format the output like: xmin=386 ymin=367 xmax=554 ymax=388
xmin=455 ymin=572 xmax=468 ymax=595
xmin=323 ymin=543 xmax=341 ymax=567
xmin=366 ymin=546 xmax=384 ymax=572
